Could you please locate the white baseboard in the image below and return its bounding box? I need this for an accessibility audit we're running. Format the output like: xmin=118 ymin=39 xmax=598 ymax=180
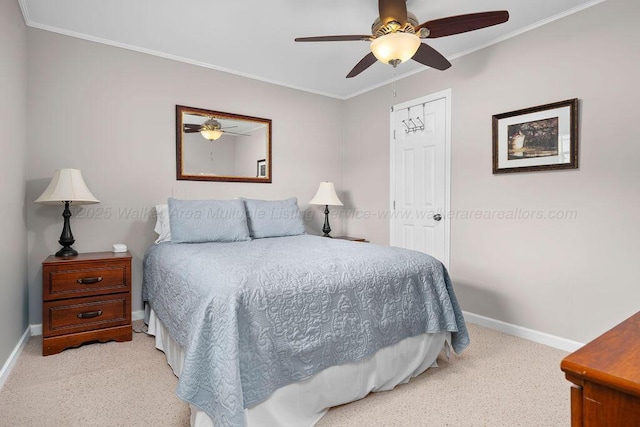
xmin=30 ymin=310 xmax=147 ymax=337
xmin=0 ymin=327 xmax=30 ymax=391
xmin=463 ymin=311 xmax=584 ymax=353
xmin=30 ymin=323 xmax=42 ymax=336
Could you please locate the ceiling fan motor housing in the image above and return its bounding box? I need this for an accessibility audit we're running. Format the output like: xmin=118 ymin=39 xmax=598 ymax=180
xmin=371 ymin=12 xmax=419 ymax=37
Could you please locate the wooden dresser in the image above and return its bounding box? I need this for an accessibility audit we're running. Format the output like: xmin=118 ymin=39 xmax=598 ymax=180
xmin=42 ymin=251 xmax=132 ymax=356
xmin=560 ymin=312 xmax=640 ymax=426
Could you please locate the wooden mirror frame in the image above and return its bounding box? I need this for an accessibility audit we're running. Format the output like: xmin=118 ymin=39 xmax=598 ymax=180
xmin=176 ymin=105 xmax=272 ymax=183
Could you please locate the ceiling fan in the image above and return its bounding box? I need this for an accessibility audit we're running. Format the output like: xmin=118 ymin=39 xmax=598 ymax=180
xmin=295 ymin=0 xmax=509 ymax=78
xmin=183 ymin=118 xmax=248 ymax=141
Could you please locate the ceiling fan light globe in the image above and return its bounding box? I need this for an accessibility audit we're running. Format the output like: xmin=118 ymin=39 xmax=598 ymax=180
xmin=201 ymin=129 xmax=223 ymax=141
xmin=370 ymin=32 xmax=420 ymax=65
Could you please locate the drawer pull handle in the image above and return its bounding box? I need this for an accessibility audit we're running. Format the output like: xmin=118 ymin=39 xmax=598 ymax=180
xmin=77 ymin=277 xmax=103 ymax=285
xmin=77 ymin=310 xmax=103 ymax=319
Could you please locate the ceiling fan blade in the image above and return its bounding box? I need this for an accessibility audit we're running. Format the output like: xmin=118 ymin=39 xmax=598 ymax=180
xmin=412 ymin=43 xmax=451 ymax=71
xmin=379 ymin=0 xmax=408 ymax=25
xmin=183 ymin=126 xmax=201 ymax=133
xmin=295 ymin=35 xmax=372 ymax=42
xmin=222 ymin=131 xmax=250 ymax=137
xmin=346 ymin=52 xmax=377 ymax=78
xmin=417 ymin=11 xmax=509 ymax=38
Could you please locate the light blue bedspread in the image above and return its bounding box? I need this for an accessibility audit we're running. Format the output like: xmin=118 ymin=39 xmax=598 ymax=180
xmin=142 ymin=235 xmax=469 ymax=426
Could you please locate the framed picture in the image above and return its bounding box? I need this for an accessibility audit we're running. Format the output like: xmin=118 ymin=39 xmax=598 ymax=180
xmin=257 ymin=159 xmax=267 ymax=178
xmin=492 ymin=99 xmax=578 ymax=174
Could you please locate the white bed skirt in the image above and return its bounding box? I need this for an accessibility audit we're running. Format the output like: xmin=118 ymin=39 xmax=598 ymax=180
xmin=147 ymin=308 xmax=450 ymax=427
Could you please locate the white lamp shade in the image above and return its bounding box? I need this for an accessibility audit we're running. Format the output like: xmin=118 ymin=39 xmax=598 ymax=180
xmin=309 ymin=181 xmax=343 ymax=206
xmin=35 ymin=169 xmax=100 ymax=205
xmin=370 ymin=32 xmax=421 ymax=64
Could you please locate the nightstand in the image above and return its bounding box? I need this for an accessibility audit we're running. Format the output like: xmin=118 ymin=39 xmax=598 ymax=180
xmin=334 ymin=236 xmax=368 ymax=242
xmin=42 ymin=251 xmax=132 ymax=356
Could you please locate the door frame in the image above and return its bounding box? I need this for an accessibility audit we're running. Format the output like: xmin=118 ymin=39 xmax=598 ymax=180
xmin=389 ymin=89 xmax=452 ymax=268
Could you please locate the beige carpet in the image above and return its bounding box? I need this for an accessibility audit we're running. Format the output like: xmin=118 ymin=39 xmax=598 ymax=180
xmin=0 ymin=321 xmax=570 ymax=426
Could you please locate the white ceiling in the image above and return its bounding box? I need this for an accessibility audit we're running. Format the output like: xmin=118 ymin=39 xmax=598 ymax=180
xmin=20 ymin=0 xmax=603 ymax=99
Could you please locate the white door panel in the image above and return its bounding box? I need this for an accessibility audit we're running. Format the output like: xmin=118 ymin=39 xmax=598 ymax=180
xmin=390 ymin=91 xmax=450 ymax=267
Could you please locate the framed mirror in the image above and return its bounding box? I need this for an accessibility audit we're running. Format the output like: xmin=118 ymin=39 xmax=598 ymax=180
xmin=176 ymin=105 xmax=272 ymax=183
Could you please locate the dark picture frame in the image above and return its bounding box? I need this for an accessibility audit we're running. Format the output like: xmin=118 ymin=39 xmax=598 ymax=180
xmin=492 ymin=99 xmax=579 ymax=174
xmin=257 ymin=159 xmax=266 ymax=178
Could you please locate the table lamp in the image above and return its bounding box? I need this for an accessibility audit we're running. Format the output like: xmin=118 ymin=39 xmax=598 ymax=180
xmin=309 ymin=181 xmax=343 ymax=237
xmin=35 ymin=169 xmax=100 ymax=257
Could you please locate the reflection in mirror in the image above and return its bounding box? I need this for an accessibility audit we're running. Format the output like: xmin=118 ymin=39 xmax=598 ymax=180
xmin=176 ymin=105 xmax=272 ymax=183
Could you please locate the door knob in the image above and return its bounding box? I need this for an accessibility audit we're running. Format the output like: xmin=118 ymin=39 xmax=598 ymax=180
xmin=433 ymin=214 xmax=442 ymax=221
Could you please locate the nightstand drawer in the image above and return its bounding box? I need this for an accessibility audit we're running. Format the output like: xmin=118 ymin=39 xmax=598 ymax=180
xmin=44 ymin=264 xmax=129 ymax=299
xmin=43 ymin=293 xmax=131 ymax=337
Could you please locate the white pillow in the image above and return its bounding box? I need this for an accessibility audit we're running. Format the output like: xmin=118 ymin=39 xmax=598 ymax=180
xmin=153 ymin=204 xmax=171 ymax=244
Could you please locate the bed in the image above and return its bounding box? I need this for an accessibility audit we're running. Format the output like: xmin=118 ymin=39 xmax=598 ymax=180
xmin=142 ymin=198 xmax=469 ymax=427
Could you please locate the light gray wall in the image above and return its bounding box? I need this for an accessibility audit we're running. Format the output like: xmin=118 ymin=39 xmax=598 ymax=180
xmin=343 ymin=0 xmax=640 ymax=344
xmin=26 ymin=30 xmax=344 ymax=324
xmin=183 ymin=132 xmax=236 ymax=176
xmin=235 ymin=128 xmax=267 ymax=177
xmin=0 ymin=0 xmax=29 ymax=366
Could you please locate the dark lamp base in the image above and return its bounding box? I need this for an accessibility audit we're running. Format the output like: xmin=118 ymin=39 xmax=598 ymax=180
xmin=55 ymin=201 xmax=78 ymax=258
xmin=55 ymin=246 xmax=78 ymax=258
xmin=321 ymin=205 xmax=333 ymax=238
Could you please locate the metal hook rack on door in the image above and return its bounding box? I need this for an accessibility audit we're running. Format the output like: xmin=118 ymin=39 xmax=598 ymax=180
xmin=401 ymin=105 xmax=426 ymax=133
